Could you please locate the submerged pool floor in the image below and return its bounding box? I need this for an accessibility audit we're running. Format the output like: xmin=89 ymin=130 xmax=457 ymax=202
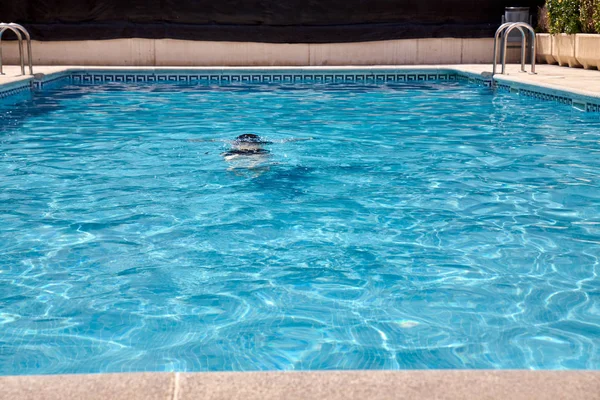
xmin=0 ymin=81 xmax=599 ymax=374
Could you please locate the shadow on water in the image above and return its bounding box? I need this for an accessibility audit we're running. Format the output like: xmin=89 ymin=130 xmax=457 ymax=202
xmin=234 ymin=164 xmax=318 ymax=201
xmin=0 ymin=87 xmax=93 ymax=135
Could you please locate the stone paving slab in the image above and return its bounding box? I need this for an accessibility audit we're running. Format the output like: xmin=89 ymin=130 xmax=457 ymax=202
xmin=0 ymin=372 xmax=174 ymax=400
xmin=0 ymin=371 xmax=598 ymax=400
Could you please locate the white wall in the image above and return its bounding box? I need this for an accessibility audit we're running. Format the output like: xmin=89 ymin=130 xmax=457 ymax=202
xmin=1 ymin=38 xmax=520 ymax=66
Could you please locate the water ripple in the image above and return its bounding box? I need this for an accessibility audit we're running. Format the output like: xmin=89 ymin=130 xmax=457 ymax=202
xmin=0 ymin=81 xmax=599 ymax=374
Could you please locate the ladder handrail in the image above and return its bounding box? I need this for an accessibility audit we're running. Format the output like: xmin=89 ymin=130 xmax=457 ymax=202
xmin=0 ymin=24 xmax=24 ymax=75
xmin=492 ymin=22 xmax=526 ymax=76
xmin=9 ymin=23 xmax=33 ymax=75
xmin=503 ymin=22 xmax=536 ymax=75
xmin=492 ymin=22 xmax=536 ymax=77
xmin=0 ymin=22 xmax=33 ymax=76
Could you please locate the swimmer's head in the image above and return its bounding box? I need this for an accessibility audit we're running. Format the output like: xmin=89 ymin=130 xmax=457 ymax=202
xmin=236 ymin=134 xmax=263 ymax=143
xmin=233 ymin=134 xmax=271 ymax=151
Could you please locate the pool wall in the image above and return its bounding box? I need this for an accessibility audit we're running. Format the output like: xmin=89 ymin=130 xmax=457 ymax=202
xmin=1 ymin=66 xmax=600 ymax=112
xmin=0 ymin=39 xmax=524 ymax=67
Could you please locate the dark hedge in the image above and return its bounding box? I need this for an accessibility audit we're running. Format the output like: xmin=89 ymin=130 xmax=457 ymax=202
xmin=0 ymin=0 xmax=545 ymax=42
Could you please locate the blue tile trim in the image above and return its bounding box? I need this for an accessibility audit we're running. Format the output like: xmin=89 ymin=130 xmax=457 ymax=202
xmin=68 ymin=71 xmax=458 ymax=84
xmin=495 ymin=83 xmax=511 ymax=93
xmin=519 ymin=88 xmax=573 ymax=105
xmin=33 ymin=74 xmax=70 ymax=90
xmin=587 ymin=103 xmax=600 ymax=112
xmin=0 ymin=83 xmax=31 ymax=99
xmin=492 ymin=80 xmax=587 ymax=108
xmin=455 ymin=74 xmax=493 ymax=88
xmin=1 ymin=69 xmax=600 ymax=112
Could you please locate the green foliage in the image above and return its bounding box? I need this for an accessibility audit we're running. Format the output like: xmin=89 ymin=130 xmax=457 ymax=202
xmin=546 ymin=0 xmax=582 ymax=33
xmin=537 ymin=5 xmax=550 ymax=32
xmin=545 ymin=0 xmax=600 ymax=34
xmin=594 ymin=0 xmax=600 ymax=32
xmin=580 ymin=0 xmax=596 ymax=32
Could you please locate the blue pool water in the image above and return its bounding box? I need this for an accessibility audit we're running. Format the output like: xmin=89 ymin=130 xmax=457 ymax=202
xmin=0 ymin=79 xmax=599 ymax=375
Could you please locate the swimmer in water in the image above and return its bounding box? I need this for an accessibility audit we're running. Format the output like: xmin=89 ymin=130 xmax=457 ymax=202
xmin=221 ymin=134 xmax=271 ymax=161
xmin=189 ymin=134 xmax=313 ymax=173
xmin=221 ymin=134 xmax=273 ymax=172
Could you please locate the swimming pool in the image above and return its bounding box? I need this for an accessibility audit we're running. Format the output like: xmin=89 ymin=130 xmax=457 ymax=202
xmin=0 ymin=73 xmax=599 ymax=375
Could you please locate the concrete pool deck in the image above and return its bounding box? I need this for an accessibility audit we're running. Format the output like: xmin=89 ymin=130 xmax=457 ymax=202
xmin=1 ymin=64 xmax=600 ymax=102
xmin=1 ymin=371 xmax=599 ymax=400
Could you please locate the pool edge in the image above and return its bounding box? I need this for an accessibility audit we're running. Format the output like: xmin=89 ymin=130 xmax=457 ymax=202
xmin=1 ymin=65 xmax=600 ymax=112
xmin=1 ymin=370 xmax=598 ymax=400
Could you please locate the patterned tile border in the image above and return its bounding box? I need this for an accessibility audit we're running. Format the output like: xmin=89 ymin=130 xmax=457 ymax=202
xmin=32 ymin=74 xmax=70 ymax=90
xmin=494 ymin=83 xmax=512 ymax=93
xmin=0 ymin=82 xmax=31 ymax=99
xmin=67 ymin=71 xmax=458 ymax=85
xmin=454 ymin=74 xmax=493 ymax=88
xmin=493 ymin=82 xmax=575 ymax=106
xmin=587 ymin=102 xmax=600 ymax=112
xmin=2 ymin=69 xmax=600 ymax=112
xmin=519 ymin=88 xmax=573 ymax=106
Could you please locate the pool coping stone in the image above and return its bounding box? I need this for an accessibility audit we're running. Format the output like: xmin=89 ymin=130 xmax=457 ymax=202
xmin=0 ymin=371 xmax=598 ymax=400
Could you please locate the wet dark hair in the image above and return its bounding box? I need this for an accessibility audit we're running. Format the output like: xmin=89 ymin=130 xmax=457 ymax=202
xmin=235 ymin=134 xmax=272 ymax=145
xmin=236 ymin=134 xmax=262 ymax=143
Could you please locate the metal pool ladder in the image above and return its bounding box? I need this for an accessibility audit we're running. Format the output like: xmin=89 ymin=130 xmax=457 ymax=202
xmin=0 ymin=23 xmax=33 ymax=76
xmin=492 ymin=22 xmax=536 ymax=77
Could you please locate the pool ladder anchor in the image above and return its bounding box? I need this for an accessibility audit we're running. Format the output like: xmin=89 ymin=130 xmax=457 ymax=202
xmin=0 ymin=23 xmax=33 ymax=76
xmin=492 ymin=22 xmax=536 ymax=77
